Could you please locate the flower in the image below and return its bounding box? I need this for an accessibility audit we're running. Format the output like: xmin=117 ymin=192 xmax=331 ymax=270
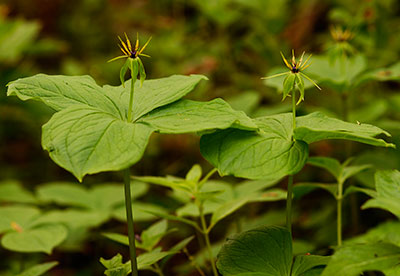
xmin=109 ymin=33 xmax=151 ymax=62
xmin=108 ymin=33 xmax=152 ymax=87
xmin=262 ymin=50 xmax=321 ymax=104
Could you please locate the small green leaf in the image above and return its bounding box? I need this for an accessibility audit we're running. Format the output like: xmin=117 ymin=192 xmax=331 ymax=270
xmin=293 ymin=182 xmax=337 ymax=199
xmin=137 ymin=250 xmax=177 ymax=270
xmin=1 ymin=224 xmax=67 ymax=254
xmin=16 ymin=261 xmax=58 ymax=276
xmin=210 ymin=197 xmax=249 ymax=230
xmin=295 ymin=74 xmax=305 ymax=104
xmin=100 ymin=254 xmax=131 ymax=276
xmin=141 ymin=220 xmax=170 ymax=250
xmin=186 ymin=164 xmax=202 ymax=183
xmin=143 ymin=210 xmax=201 ymax=232
xmin=119 ymin=58 xmax=130 ymax=87
xmin=102 ymin=232 xmax=129 ymax=246
xmin=129 ymin=58 xmax=139 ymax=86
xmin=137 ymin=58 xmax=146 ymax=87
xmin=283 ymin=73 xmax=296 ymax=101
xmin=307 ymin=157 xmax=342 ymax=180
xmin=321 ymin=243 xmax=400 ymax=276
xmin=216 ymin=225 xmax=292 ymax=276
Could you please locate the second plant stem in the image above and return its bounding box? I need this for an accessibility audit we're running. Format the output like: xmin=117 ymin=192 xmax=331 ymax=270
xmin=199 ymin=205 xmax=218 ymax=276
xmin=124 ymin=71 xmax=138 ymax=276
xmin=286 ymin=86 xmax=297 ymax=234
xmin=337 ymin=179 xmax=344 ymax=246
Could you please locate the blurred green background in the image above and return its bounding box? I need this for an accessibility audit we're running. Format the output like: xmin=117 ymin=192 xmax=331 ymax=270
xmin=1 ymin=0 xmax=400 ymax=275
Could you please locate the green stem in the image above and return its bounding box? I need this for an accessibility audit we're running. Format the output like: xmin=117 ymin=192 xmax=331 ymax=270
xmin=199 ymin=205 xmax=218 ymax=276
xmin=127 ymin=69 xmax=135 ymax=122
xmin=286 ymin=175 xmax=294 ymax=234
xmin=337 ymin=180 xmax=343 ymax=246
xmin=124 ymin=168 xmax=138 ymax=276
xmin=286 ymin=86 xmax=297 ymax=234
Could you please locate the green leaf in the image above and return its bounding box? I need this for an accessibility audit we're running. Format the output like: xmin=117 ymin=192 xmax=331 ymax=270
xmin=295 ymin=74 xmax=305 ymax=104
xmin=129 ymin=58 xmax=139 ymax=86
xmin=291 ymin=255 xmax=330 ymax=276
xmin=143 ymin=210 xmax=201 ymax=232
xmin=35 ymin=209 xmax=108 ymax=229
xmin=341 ymin=164 xmax=371 ymax=183
xmin=293 ymin=182 xmax=337 ymax=199
xmin=283 ymin=73 xmax=296 ymax=101
xmin=295 ymin=112 xmax=394 ymax=148
xmin=137 ymin=58 xmax=146 ymax=86
xmin=8 ymin=74 xmax=208 ymax=181
xmin=139 ymin=98 xmax=258 ymax=133
xmin=100 ymin=254 xmax=131 ymax=276
xmin=16 ymin=261 xmax=58 ymax=276
xmin=362 ymin=170 xmax=400 ymax=218
xmin=358 ymin=61 xmax=400 ymax=83
xmin=186 ymin=164 xmax=202 ymax=183
xmin=102 ymin=232 xmax=129 ymax=246
xmin=119 ymin=58 xmax=130 ymax=87
xmin=200 ymin=113 xmax=308 ymax=180
xmin=347 ymin=221 xmax=400 ymax=247
xmin=210 ymin=197 xmax=249 ymax=230
xmin=41 ymin=106 xmax=154 ymax=181
xmin=321 ymin=243 xmax=400 ymax=276
xmin=233 ymin=179 xmax=280 ymax=197
xmin=0 ymin=180 xmax=37 ymax=204
xmin=137 ymin=250 xmax=177 ymax=269
xmin=216 ymin=225 xmax=292 ymax=276
xmin=141 ymin=220 xmax=171 ymax=250
xmin=112 ymin=202 xmax=167 ymax=222
xmin=1 ymin=224 xmax=67 ymax=254
xmin=307 ymin=157 xmax=342 ymax=180
xmin=0 ymin=206 xmax=40 ymax=234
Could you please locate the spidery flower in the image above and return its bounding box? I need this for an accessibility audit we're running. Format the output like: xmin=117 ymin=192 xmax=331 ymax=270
xmin=263 ymin=50 xmax=321 ymax=104
xmin=109 ymin=33 xmax=152 ymax=87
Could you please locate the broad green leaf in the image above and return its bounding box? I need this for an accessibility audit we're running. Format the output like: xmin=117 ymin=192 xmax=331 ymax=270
xmin=16 ymin=261 xmax=58 ymax=276
xmin=358 ymin=61 xmax=400 ymax=83
xmin=347 ymin=221 xmax=400 ymax=247
xmin=100 ymin=254 xmax=131 ymax=276
xmin=384 ymin=265 xmax=400 ymax=276
xmin=41 ymin=105 xmax=154 ymax=181
xmin=291 ymin=255 xmax=330 ymax=276
xmin=0 ymin=206 xmax=40 ymax=234
xmin=362 ymin=170 xmax=400 ymax=218
xmin=216 ymin=226 xmax=292 ymax=276
xmin=295 ymin=112 xmax=394 ymax=148
xmin=341 ymin=164 xmax=371 ymax=183
xmin=200 ymin=113 xmax=308 ymax=180
xmin=7 ymin=75 xmax=126 ymax=117
xmin=139 ymin=98 xmax=257 ymax=133
xmin=1 ymin=224 xmax=67 ymax=254
xmin=307 ymin=157 xmax=342 ymax=180
xmin=321 ymin=243 xmax=400 ymax=276
xmin=0 ymin=180 xmax=37 ymax=204
xmin=227 ymin=91 xmax=261 ymax=115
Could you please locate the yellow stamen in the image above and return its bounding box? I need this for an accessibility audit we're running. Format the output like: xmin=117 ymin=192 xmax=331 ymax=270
xmin=118 ymin=44 xmax=129 ymax=56
xmin=291 ymin=49 xmax=296 ymax=65
xmin=124 ymin=32 xmax=132 ymax=51
xmin=299 ymin=54 xmax=312 ymax=70
xmin=118 ymin=36 xmax=130 ymax=55
xmin=138 ymin=36 xmax=152 ymax=55
xmin=299 ymin=51 xmax=305 ymax=67
xmin=135 ymin=32 xmax=139 ymax=51
xmin=280 ymin=52 xmax=291 ymax=70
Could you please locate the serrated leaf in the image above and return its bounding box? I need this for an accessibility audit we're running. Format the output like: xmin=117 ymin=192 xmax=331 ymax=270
xmin=200 ymin=113 xmax=308 ymax=180
xmin=16 ymin=261 xmax=58 ymax=276
xmin=1 ymin=224 xmax=67 ymax=254
xmin=321 ymin=243 xmax=400 ymax=276
xmin=100 ymin=254 xmax=131 ymax=276
xmin=295 ymin=112 xmax=394 ymax=148
xmin=216 ymin=225 xmax=292 ymax=276
xmin=139 ymin=98 xmax=258 ymax=133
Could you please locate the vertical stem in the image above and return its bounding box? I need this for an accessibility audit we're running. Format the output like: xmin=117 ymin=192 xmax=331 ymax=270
xmin=127 ymin=69 xmax=135 ymax=122
xmin=337 ymin=180 xmax=343 ymax=246
xmin=199 ymin=205 xmax=218 ymax=276
xmin=286 ymin=175 xmax=294 ymax=233
xmin=286 ymin=86 xmax=297 ymax=234
xmin=124 ymin=168 xmax=138 ymax=276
